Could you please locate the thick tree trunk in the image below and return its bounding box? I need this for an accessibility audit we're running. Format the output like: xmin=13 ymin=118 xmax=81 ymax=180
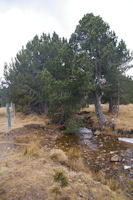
xmin=94 ymin=92 xmax=108 ymax=126
xmin=94 ymin=54 xmax=108 ymax=126
xmin=108 ymin=97 xmax=113 ymax=113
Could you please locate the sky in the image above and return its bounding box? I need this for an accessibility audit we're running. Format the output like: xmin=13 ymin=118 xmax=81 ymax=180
xmin=0 ymin=0 xmax=133 ymax=78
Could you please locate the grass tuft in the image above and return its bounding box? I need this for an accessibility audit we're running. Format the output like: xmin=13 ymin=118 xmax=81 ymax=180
xmin=54 ymin=171 xmax=68 ymax=188
xmin=51 ymin=186 xmax=61 ymax=195
xmin=23 ymin=140 xmax=41 ymax=158
xmin=50 ymin=149 xmax=68 ymax=165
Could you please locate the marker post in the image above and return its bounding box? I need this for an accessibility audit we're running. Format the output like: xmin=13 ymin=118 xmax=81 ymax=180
xmin=6 ymin=103 xmax=11 ymax=129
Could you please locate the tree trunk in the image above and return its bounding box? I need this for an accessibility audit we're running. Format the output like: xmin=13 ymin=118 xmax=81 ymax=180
xmin=108 ymin=97 xmax=113 ymax=113
xmin=44 ymin=102 xmax=48 ymax=113
xmin=94 ymin=54 xmax=108 ymax=126
xmin=94 ymin=92 xmax=108 ymax=126
xmin=117 ymin=82 xmax=120 ymax=118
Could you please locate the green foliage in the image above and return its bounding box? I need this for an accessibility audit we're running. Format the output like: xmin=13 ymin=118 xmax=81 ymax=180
xmin=0 ymin=80 xmax=9 ymax=106
xmin=70 ymin=13 xmax=132 ymax=124
xmin=65 ymin=119 xmax=83 ymax=134
xmin=3 ymin=13 xmax=133 ymax=125
xmin=54 ymin=171 xmax=68 ymax=188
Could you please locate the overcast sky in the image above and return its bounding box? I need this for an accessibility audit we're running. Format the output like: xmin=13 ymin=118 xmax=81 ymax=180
xmin=0 ymin=0 xmax=133 ymax=78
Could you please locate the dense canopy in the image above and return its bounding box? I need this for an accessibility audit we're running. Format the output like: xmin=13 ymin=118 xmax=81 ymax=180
xmin=1 ymin=13 xmax=133 ymax=126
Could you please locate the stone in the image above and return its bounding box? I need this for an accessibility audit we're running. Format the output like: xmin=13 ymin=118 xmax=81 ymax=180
xmin=124 ymin=165 xmax=131 ymax=170
xmin=94 ymin=130 xmax=101 ymax=136
xmin=79 ymin=128 xmax=92 ymax=135
xmin=111 ymin=155 xmax=121 ymax=162
xmin=79 ymin=192 xmax=83 ymax=197
xmin=110 ymin=151 xmax=115 ymax=154
xmin=99 ymin=144 xmax=103 ymax=147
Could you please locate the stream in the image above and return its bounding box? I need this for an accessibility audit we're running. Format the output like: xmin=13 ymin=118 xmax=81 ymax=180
xmin=56 ymin=128 xmax=133 ymax=197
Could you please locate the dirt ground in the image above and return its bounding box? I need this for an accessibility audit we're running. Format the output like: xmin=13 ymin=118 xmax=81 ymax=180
xmin=0 ymin=106 xmax=132 ymax=200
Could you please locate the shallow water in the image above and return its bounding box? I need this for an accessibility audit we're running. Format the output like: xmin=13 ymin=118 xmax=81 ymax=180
xmin=56 ymin=131 xmax=133 ymax=197
xmin=119 ymin=137 xmax=133 ymax=144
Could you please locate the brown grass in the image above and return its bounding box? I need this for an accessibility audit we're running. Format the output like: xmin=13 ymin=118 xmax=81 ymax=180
xmin=0 ymin=106 xmax=132 ymax=199
xmin=23 ymin=139 xmax=41 ymax=158
xmin=50 ymin=149 xmax=68 ymax=165
xmin=0 ymin=127 xmax=129 ymax=200
xmin=83 ymin=104 xmax=133 ymax=130
xmin=0 ymin=106 xmax=49 ymax=134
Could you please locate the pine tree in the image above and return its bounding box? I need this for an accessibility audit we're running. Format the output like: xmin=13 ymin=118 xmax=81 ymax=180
xmin=70 ymin=13 xmax=132 ymax=126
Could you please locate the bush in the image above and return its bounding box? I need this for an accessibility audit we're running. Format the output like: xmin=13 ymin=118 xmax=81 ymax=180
xmin=54 ymin=171 xmax=68 ymax=188
xmin=65 ymin=119 xmax=83 ymax=134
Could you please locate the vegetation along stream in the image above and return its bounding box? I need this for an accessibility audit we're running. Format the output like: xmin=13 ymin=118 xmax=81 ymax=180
xmin=56 ymin=129 xmax=133 ymax=198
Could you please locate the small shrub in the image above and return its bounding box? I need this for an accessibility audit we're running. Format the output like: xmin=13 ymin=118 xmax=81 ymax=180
xmin=54 ymin=171 xmax=68 ymax=188
xmin=65 ymin=119 xmax=83 ymax=134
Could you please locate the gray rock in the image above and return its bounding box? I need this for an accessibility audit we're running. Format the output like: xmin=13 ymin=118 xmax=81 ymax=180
xmin=79 ymin=128 xmax=92 ymax=135
xmin=79 ymin=128 xmax=93 ymax=140
xmin=124 ymin=165 xmax=131 ymax=170
xmin=111 ymin=155 xmax=121 ymax=162
xmin=94 ymin=130 xmax=101 ymax=136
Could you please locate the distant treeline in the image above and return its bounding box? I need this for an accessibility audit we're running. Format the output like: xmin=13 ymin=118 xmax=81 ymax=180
xmin=0 ymin=13 xmax=133 ymax=126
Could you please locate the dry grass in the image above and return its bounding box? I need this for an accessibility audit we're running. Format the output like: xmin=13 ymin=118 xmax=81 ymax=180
xmin=50 ymin=149 xmax=68 ymax=165
xmin=0 ymin=107 xmax=131 ymax=199
xmin=83 ymin=104 xmax=133 ymax=130
xmin=0 ymin=106 xmax=49 ymax=134
xmin=67 ymin=157 xmax=85 ymax=171
xmin=67 ymin=146 xmax=82 ymax=158
xmin=114 ymin=104 xmax=133 ymax=130
xmin=23 ymin=139 xmax=41 ymax=158
xmin=0 ymin=128 xmax=129 ymax=200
